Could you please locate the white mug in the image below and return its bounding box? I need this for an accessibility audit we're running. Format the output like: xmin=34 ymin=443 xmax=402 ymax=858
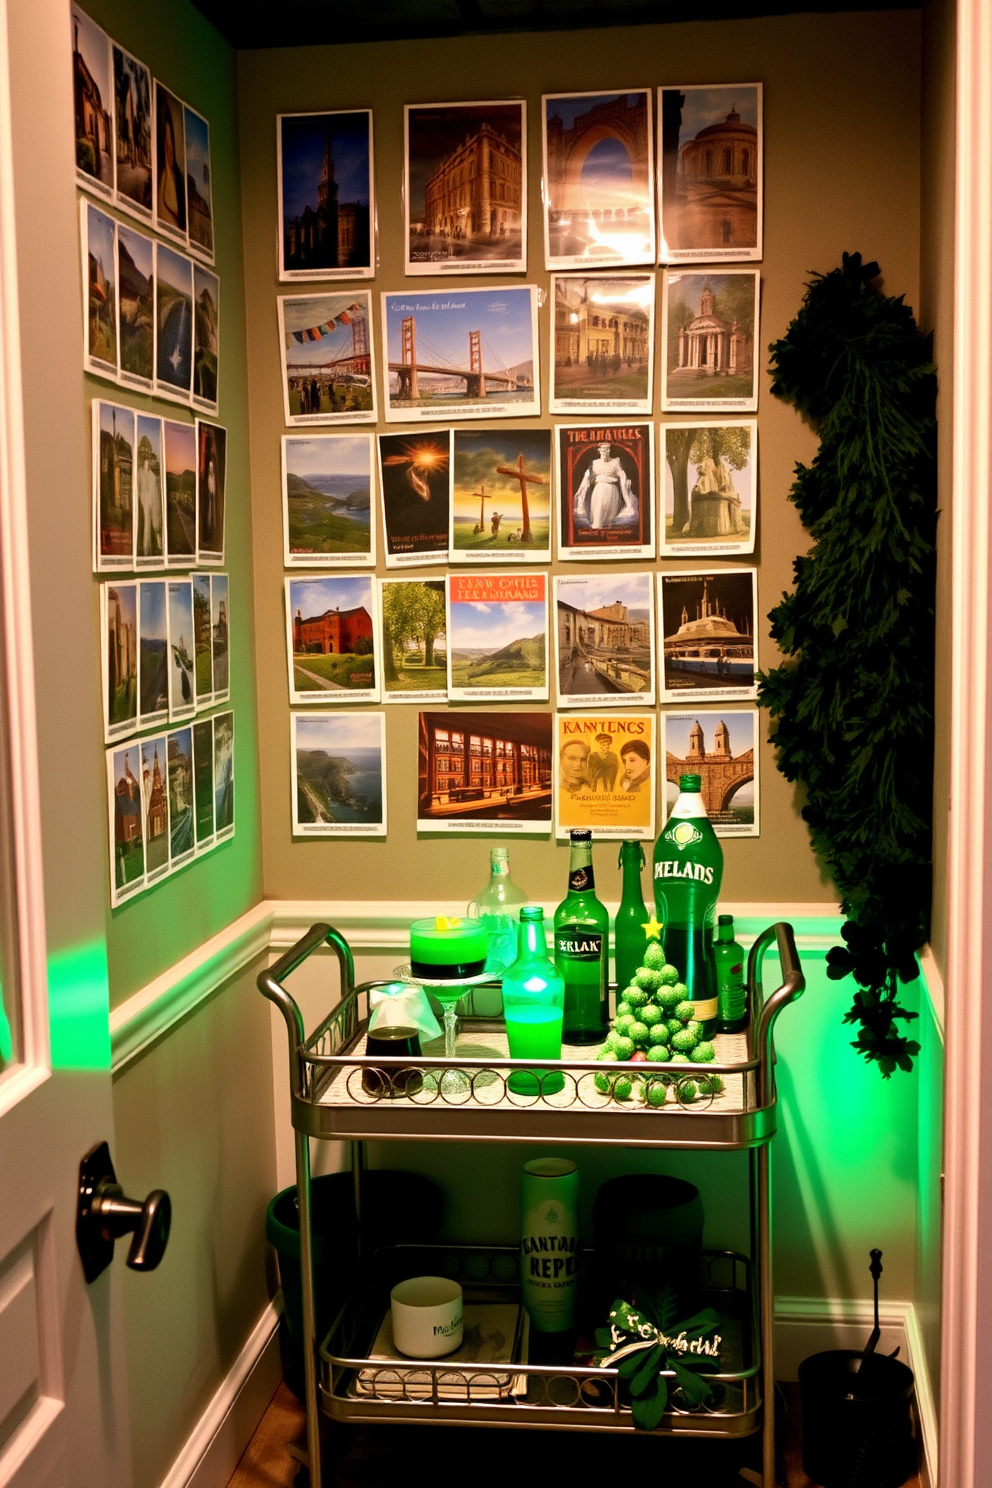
xmin=390 ymin=1276 xmax=463 ymax=1359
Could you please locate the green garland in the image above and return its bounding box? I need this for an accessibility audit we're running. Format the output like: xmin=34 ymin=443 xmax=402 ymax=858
xmin=760 ymin=253 xmax=937 ymax=1076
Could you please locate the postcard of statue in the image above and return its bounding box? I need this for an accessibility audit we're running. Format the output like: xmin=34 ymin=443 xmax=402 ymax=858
xmin=93 ymin=401 xmax=135 ymax=571
xmin=133 ymin=413 xmax=165 ymax=569
xmin=191 ymin=574 xmax=213 ymax=707
xmin=661 ymin=708 xmax=759 ymax=837
xmin=155 ymin=243 xmax=194 ymax=403
xmin=192 ymin=264 xmax=219 ymax=414
xmin=377 ymin=429 xmax=450 ymax=568
xmin=196 ymin=419 xmax=226 ymax=564
xmin=557 ymin=422 xmax=654 ymax=560
xmin=291 ymin=711 xmax=386 ymax=837
xmin=192 ymin=718 xmax=216 ymax=855
xmin=277 ymin=111 xmax=375 ymax=282
xmin=283 ymin=433 xmax=375 ymax=567
xmin=137 ymin=579 xmax=169 ymax=730
xmin=554 ymin=572 xmax=656 ymax=709
xmin=555 ymin=713 xmax=656 ymax=840
xmin=139 ymin=734 xmax=171 ymax=885
xmin=278 ymin=291 xmax=376 ymax=426
xmin=658 ymin=84 xmax=763 ymax=264
xmin=380 ymin=578 xmax=447 ymax=703
xmin=285 ymin=573 xmax=381 ymax=706
xmin=112 ymin=41 xmax=152 ymax=220
xmin=163 ymin=418 xmax=197 ymax=565
xmin=542 ymin=90 xmax=655 ymax=270
xmin=107 ymin=742 xmax=146 ymax=906
xmin=660 ymin=420 xmax=757 ymax=558
xmin=213 ymin=710 xmax=235 ymax=841
xmin=549 ymin=274 xmax=655 ymax=415
xmin=446 ymin=572 xmax=549 ymax=702
xmin=166 ymin=578 xmax=196 ymax=722
xmin=81 ymin=199 xmax=118 ymax=382
xmin=73 ymin=6 xmax=114 ymax=201
xmin=404 ymin=101 xmax=526 ymax=276
xmin=661 ymin=268 xmax=760 ymax=413
xmin=101 ymin=580 xmax=138 ymax=743
xmin=657 ymin=567 xmax=758 ymax=703
xmin=167 ymin=725 xmax=196 ymax=871
xmin=381 ymin=287 xmax=539 ymax=423
xmin=116 ymin=222 xmax=155 ymax=392
xmin=450 ymin=428 xmax=552 ymax=563
xmin=210 ymin=574 xmax=230 ymax=702
xmin=417 ymin=709 xmax=553 ymax=835
xmin=153 ymin=81 xmax=187 ymax=244
xmin=183 ymin=105 xmax=214 ymax=263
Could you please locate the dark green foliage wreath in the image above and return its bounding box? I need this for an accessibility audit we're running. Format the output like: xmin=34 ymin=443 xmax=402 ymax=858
xmin=759 ymin=253 xmax=937 ymax=1076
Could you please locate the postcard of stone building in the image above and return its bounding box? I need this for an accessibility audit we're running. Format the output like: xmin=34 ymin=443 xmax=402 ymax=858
xmin=550 ymin=274 xmax=655 ymax=414
xmin=166 ymin=577 xmax=196 ymax=722
xmin=450 ymin=428 xmax=552 ymax=563
xmin=184 ymin=105 xmax=214 ymax=263
xmin=446 ymin=572 xmax=549 ymax=702
xmin=380 ymin=578 xmax=447 ymax=703
xmin=137 ymin=578 xmax=169 ymax=730
xmin=381 ymin=287 xmax=540 ymax=422
xmin=404 ymin=101 xmax=526 ymax=276
xmin=213 ymin=710 xmax=235 ymax=842
xmin=660 ymin=420 xmax=757 ymax=558
xmin=73 ymin=6 xmax=114 ymax=200
xmin=133 ymin=413 xmax=165 ymax=569
xmin=139 ymin=734 xmax=171 ymax=885
xmin=112 ymin=41 xmax=153 ymax=221
xmin=107 ymin=742 xmax=146 ymax=906
xmin=210 ymin=574 xmax=230 ymax=702
xmin=283 ymin=433 xmax=375 ymax=567
xmin=155 ymin=242 xmax=194 ymax=403
xmin=278 ymin=291 xmax=377 ymax=426
xmin=542 ymin=90 xmax=655 ymax=271
xmin=101 ymin=580 xmax=138 ymax=743
xmin=163 ymin=418 xmax=197 ymax=564
xmin=292 ymin=711 xmax=386 ymax=837
xmin=556 ymin=422 xmax=654 ymax=560
xmin=661 ymin=708 xmax=759 ymax=836
xmin=658 ymin=84 xmax=763 ymax=265
xmin=167 ymin=724 xmax=197 ymax=871
xmin=657 ymin=567 xmax=758 ymax=703
xmin=196 ymin=418 xmax=226 ymax=563
xmin=555 ymin=713 xmax=656 ymax=840
xmin=191 ymin=264 xmax=220 ymax=414
xmin=554 ymin=572 xmax=656 ymax=709
xmin=192 ymin=574 xmax=213 ymax=706
xmin=81 ymin=199 xmax=118 ymax=382
xmin=417 ymin=709 xmax=553 ymax=834
xmin=278 ymin=111 xmax=375 ymax=282
xmin=153 ymin=81 xmax=188 ymax=245
xmin=93 ymin=401 xmax=135 ymax=571
xmin=661 ymin=268 xmax=760 ymax=413
xmin=116 ymin=223 xmax=155 ymax=392
xmin=192 ymin=718 xmax=216 ymax=854
xmin=377 ymin=429 xmax=450 ymax=567
xmin=285 ymin=573 xmax=381 ymax=706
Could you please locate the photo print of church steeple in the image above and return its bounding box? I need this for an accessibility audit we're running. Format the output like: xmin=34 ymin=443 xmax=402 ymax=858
xmin=278 ymin=110 xmax=374 ymax=280
xmin=658 ymin=566 xmax=758 ymax=702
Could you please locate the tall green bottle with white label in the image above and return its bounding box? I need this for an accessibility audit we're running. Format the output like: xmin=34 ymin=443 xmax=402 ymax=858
xmin=554 ymin=830 xmax=609 ymax=1044
xmin=652 ymin=773 xmax=724 ymax=1037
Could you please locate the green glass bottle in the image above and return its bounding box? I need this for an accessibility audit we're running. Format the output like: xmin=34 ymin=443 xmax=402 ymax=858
xmin=554 ymin=830 xmax=609 ymax=1044
xmin=715 ymin=913 xmax=748 ymax=1033
xmin=614 ymin=841 xmax=648 ymax=996
xmin=652 ymin=773 xmax=724 ymax=1038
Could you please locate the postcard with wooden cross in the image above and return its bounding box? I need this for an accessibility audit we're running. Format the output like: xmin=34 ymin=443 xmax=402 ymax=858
xmin=450 ymin=427 xmax=552 ymax=562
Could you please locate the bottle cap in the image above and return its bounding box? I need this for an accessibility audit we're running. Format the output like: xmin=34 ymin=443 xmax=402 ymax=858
xmin=520 ymin=905 xmax=544 ymax=921
xmin=718 ymin=913 xmax=733 ymax=926
xmin=679 ymin=773 xmax=702 ymax=791
xmin=570 ymin=828 xmax=592 ymax=842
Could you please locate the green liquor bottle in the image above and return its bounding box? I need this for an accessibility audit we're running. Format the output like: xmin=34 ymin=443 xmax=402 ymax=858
xmin=652 ymin=773 xmax=724 ymax=1038
xmin=715 ymin=913 xmax=748 ymax=1033
xmin=614 ymin=840 xmax=648 ymax=996
xmin=503 ymin=907 xmax=565 ymax=1095
xmin=554 ymin=830 xmax=609 ymax=1044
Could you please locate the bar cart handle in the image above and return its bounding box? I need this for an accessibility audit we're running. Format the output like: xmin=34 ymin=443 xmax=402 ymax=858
xmin=257 ymin=923 xmax=356 ymax=1094
xmin=751 ymin=921 xmax=805 ymax=1107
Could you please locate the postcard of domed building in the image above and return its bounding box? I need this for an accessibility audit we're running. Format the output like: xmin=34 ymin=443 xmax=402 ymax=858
xmin=661 ymin=269 xmax=760 ymax=413
xmin=549 ymin=273 xmax=655 ymax=415
xmin=542 ymin=90 xmax=655 ymax=270
xmin=658 ymin=85 xmax=762 ymax=264
xmin=657 ymin=567 xmax=758 ymax=704
xmin=660 ymin=709 xmax=759 ymax=837
xmin=278 ymin=111 xmax=374 ymax=282
xmin=660 ymin=420 xmax=757 ymax=558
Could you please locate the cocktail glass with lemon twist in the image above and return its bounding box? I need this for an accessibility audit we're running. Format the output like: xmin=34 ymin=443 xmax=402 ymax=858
xmin=408 ymin=915 xmax=488 ymax=1068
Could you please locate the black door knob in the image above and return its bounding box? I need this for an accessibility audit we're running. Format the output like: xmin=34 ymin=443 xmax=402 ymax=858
xmin=77 ymin=1141 xmax=172 ymax=1284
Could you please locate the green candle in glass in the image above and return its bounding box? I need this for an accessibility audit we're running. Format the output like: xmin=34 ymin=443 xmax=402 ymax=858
xmin=502 ymin=907 xmax=565 ymax=1096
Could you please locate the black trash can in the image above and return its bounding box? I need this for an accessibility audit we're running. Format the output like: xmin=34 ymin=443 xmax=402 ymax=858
xmin=798 ymin=1349 xmax=916 ymax=1488
xmin=592 ymin=1174 xmax=704 ymax=1318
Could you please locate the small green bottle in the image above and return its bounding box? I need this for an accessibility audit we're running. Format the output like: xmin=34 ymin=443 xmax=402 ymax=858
xmin=554 ymin=830 xmax=609 ymax=1044
xmin=715 ymin=914 xmax=748 ymax=1033
xmin=614 ymin=841 xmax=648 ymax=996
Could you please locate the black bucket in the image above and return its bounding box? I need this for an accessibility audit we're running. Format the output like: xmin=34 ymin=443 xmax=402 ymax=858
xmin=798 ymin=1349 xmax=916 ymax=1487
xmin=592 ymin=1174 xmax=704 ymax=1317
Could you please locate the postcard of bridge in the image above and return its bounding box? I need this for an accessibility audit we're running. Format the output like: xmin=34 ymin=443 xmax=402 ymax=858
xmin=556 ymin=422 xmax=654 ymax=560
xmin=555 ymin=713 xmax=656 ymax=841
xmin=284 ymin=573 xmax=381 ymax=706
xmin=416 ymin=709 xmax=553 ymax=834
xmin=278 ymin=291 xmax=377 ymax=426
xmin=658 ymin=567 xmax=758 ymax=704
xmin=658 ymin=84 xmax=763 ymax=265
xmin=446 ymin=572 xmax=549 ymax=702
xmin=554 ymin=571 xmax=656 ymax=709
xmin=291 ymin=711 xmax=387 ymax=837
xmin=661 ymin=709 xmax=759 ymax=837
xmin=450 ymin=428 xmax=552 ymax=562
xmin=381 ymin=287 xmax=540 ymax=422
xmin=660 ymin=420 xmax=757 ymax=558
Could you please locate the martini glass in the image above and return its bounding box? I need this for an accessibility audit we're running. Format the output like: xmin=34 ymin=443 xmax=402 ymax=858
xmin=432 ymin=983 xmax=471 ymax=1094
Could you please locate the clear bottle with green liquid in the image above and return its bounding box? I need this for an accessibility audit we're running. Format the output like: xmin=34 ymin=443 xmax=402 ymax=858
xmin=502 ymin=907 xmax=565 ymax=1095
xmin=554 ymin=830 xmax=609 ymax=1044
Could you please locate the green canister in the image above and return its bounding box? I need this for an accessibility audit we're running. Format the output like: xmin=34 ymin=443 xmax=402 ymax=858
xmin=520 ymin=1158 xmax=579 ymax=1335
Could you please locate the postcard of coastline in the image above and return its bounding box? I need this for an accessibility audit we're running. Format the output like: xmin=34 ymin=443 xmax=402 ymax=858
xmin=658 ymin=85 xmax=762 ymax=265
xmin=163 ymin=418 xmax=197 ymax=564
xmin=134 ymin=413 xmax=165 ymax=569
xmin=278 ymin=111 xmax=375 ymax=282
xmin=377 ymin=429 xmax=449 ymax=568
xmin=292 ymin=711 xmax=386 ymax=837
xmin=192 ymin=718 xmax=216 ymax=853
xmin=417 ymin=709 xmax=553 ymax=835
xmin=196 ymin=419 xmax=226 ymax=563
xmin=380 ymin=578 xmax=447 ymax=703
xmin=283 ymin=433 xmax=375 ymax=567
xmin=139 ymin=734 xmax=171 ymax=884
xmin=93 ymin=401 xmax=134 ymax=571
xmin=542 ymin=90 xmax=655 ymax=271
xmin=166 ymin=578 xmax=196 ymax=722
xmin=184 ymin=105 xmax=214 ymax=263
xmin=112 ymin=42 xmax=153 ymax=221
xmin=155 ymin=242 xmax=194 ymax=404
xmin=192 ymin=264 xmax=220 ymax=414
xmin=555 ymin=713 xmax=655 ymax=840
xmin=211 ymin=573 xmax=230 ymax=701
xmin=661 ymin=708 xmax=759 ymax=837
xmin=81 ymin=199 xmax=118 ymax=382
xmin=285 ymin=573 xmax=381 ymax=705
xmin=557 ymin=422 xmax=654 ymax=560
xmin=660 ymin=420 xmax=756 ymax=558
xmin=549 ymin=274 xmax=655 ymax=415
xmin=117 ymin=223 xmax=155 ymax=392
xmin=153 ymin=81 xmax=188 ymax=245
xmin=72 ymin=6 xmax=113 ymax=200
xmin=381 ymin=287 xmax=539 ymax=423
xmin=450 ymin=428 xmax=551 ymax=564
xmin=167 ymin=725 xmax=196 ymax=870
xmin=213 ymin=710 xmax=235 ymax=841
xmin=446 ymin=572 xmax=549 ymax=702
xmin=278 ymin=291 xmax=376 ymax=427
xmin=106 ymin=742 xmax=145 ymax=906
xmin=554 ymin=571 xmax=655 ymax=708
xmin=101 ymin=580 xmax=138 ymax=743
xmin=661 ymin=268 xmax=760 ymax=414
xmin=658 ymin=567 xmax=758 ymax=703
xmin=404 ymin=101 xmax=526 ymax=277
xmin=137 ymin=579 xmax=169 ymax=729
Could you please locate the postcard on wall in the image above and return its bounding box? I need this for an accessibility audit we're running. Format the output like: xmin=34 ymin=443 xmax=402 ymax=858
xmin=657 ymin=567 xmax=758 ymax=703
xmin=380 ymin=577 xmax=447 ymax=704
xmin=196 ymin=418 xmax=226 ymax=563
xmin=192 ymin=264 xmax=220 ymax=414
xmin=112 ymin=42 xmax=153 ymax=219
xmin=450 ymin=427 xmax=552 ymax=563
xmin=133 ymin=413 xmax=165 ymax=569
xmin=381 ymin=286 xmax=539 ymax=423
xmin=139 ymin=734 xmax=171 ymax=885
xmin=555 ymin=713 xmax=656 ymax=840
xmin=291 ymin=711 xmax=386 ymax=837
xmin=661 ymin=268 xmax=760 ymax=413
xmin=192 ymin=718 xmax=216 ymax=854
xmin=404 ymin=100 xmax=526 ymax=276
xmin=184 ymin=104 xmax=214 ymax=262
xmin=81 ymin=199 xmax=118 ymax=381
xmin=446 ymin=572 xmax=549 ymax=702
xmin=542 ymin=90 xmax=655 ymax=270
xmin=213 ymin=710 xmax=235 ymax=842
xmin=93 ymin=401 xmax=134 ymax=571
xmin=554 ymin=572 xmax=655 ymax=708
xmin=137 ymin=579 xmax=169 ymax=730
xmin=661 ymin=708 xmax=759 ymax=837
xmin=163 ymin=418 xmax=197 ymax=565
xmin=285 ymin=573 xmax=380 ymax=705
xmin=549 ymin=274 xmax=655 ymax=415
xmin=167 ymin=725 xmax=196 ymax=871
xmin=278 ymin=291 xmax=376 ymax=426
xmin=106 ymin=742 xmax=145 ymax=906
xmin=155 ymin=243 xmax=194 ymax=403
xmin=557 ymin=422 xmax=654 ymax=560
xmin=417 ymin=709 xmax=553 ymax=835
xmin=377 ymin=429 xmax=450 ymax=568
xmin=210 ymin=573 xmax=230 ymax=702
xmin=658 ymin=84 xmax=762 ymax=264
xmin=72 ymin=6 xmax=113 ymax=200
xmin=166 ymin=578 xmax=196 ymax=722
xmin=153 ymin=81 xmax=187 ymax=243
xmin=116 ymin=222 xmax=155 ymax=391
xmin=101 ymin=580 xmax=138 ymax=743
xmin=660 ymin=420 xmax=756 ymax=558
xmin=282 ymin=433 xmax=375 ymax=567
xmin=277 ymin=110 xmax=375 ymax=282
xmin=192 ymin=573 xmax=213 ymax=706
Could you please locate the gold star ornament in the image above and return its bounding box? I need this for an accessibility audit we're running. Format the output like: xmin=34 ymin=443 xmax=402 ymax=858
xmin=641 ymin=915 xmax=664 ymax=941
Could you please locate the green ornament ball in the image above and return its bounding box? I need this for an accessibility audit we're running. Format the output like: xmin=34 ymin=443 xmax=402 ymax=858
xmin=628 ymin=1021 xmax=650 ymax=1046
xmin=666 ymin=1017 xmax=684 ymax=1039
xmin=624 ymin=987 xmax=649 ymax=1009
xmin=640 ymin=1003 xmax=663 ymax=1027
xmin=649 ymin=1023 xmax=672 ymax=1046
xmin=671 ymin=1028 xmax=698 ymax=1054
xmin=615 ymin=1000 xmax=633 ymax=1020
xmin=644 ymin=943 xmax=666 ymax=970
xmin=646 ymin=1080 xmax=667 ymax=1107
xmin=613 ymin=1075 xmax=634 ymax=1102
xmin=691 ymin=1041 xmax=716 ymax=1064
xmin=613 ymin=1014 xmax=636 ymax=1037
xmin=646 ymin=1044 xmax=670 ymax=1062
xmin=674 ymin=1001 xmax=696 ymax=1024
xmin=612 ymin=1036 xmax=635 ymax=1060
xmin=658 ymin=963 xmax=681 ymax=986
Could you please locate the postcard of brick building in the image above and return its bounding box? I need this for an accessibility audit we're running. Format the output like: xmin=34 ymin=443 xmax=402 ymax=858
xmin=210 ymin=574 xmax=230 ymax=702
xmin=196 ymin=418 xmax=226 ymax=563
xmin=112 ymin=41 xmax=152 ymax=221
xmin=550 ymin=274 xmax=655 ymax=414
xmin=192 ymin=718 xmax=216 ymax=854
xmin=450 ymin=428 xmax=552 ymax=563
xmin=213 ymin=711 xmax=235 ymax=842
xmin=283 ymin=433 xmax=375 ymax=567
xmin=101 ymin=580 xmax=138 ymax=743
xmin=661 ymin=709 xmax=759 ymax=836
xmin=134 ymin=414 xmax=165 ymax=569
xmin=555 ymin=712 xmax=656 ymax=841
xmin=658 ymin=568 xmax=758 ymax=703
xmin=166 ymin=578 xmax=196 ymax=722
xmin=155 ymin=242 xmax=194 ymax=403
xmin=557 ymin=422 xmax=654 ymax=560
xmin=81 ymin=199 xmax=118 ymax=382
xmin=554 ymin=572 xmax=656 ymax=708
xmin=377 ymin=429 xmax=450 ymax=567
xmin=661 ymin=269 xmax=760 ymax=413
xmin=446 ymin=572 xmax=549 ymax=702
xmin=184 ymin=104 xmax=214 ymax=263
xmin=139 ymin=734 xmax=171 ymax=885
xmin=93 ymin=401 xmax=135 ymax=571
xmin=292 ymin=711 xmax=386 ymax=837
xmin=117 ymin=222 xmax=155 ymax=392
xmin=137 ymin=578 xmax=169 ymax=730
xmin=163 ymin=418 xmax=197 ymax=565
xmin=405 ymin=101 xmax=526 ymax=276
xmin=380 ymin=578 xmax=447 ymax=703
xmin=73 ymin=6 xmax=114 ymax=201
xmin=417 ymin=709 xmax=553 ymax=834
xmin=278 ymin=291 xmax=376 ymax=425
xmin=285 ymin=573 xmax=380 ymax=705
xmin=278 ymin=111 xmax=374 ymax=282
xmin=191 ymin=264 xmax=220 ymax=414
xmin=107 ymin=742 xmax=145 ymax=906
xmin=658 ymin=85 xmax=763 ymax=265
xmin=153 ymin=81 xmax=188 ymax=245
xmin=660 ymin=420 xmax=757 ymax=558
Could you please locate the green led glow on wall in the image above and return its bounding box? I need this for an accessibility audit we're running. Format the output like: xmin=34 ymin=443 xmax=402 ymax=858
xmin=48 ymin=940 xmax=111 ymax=1070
